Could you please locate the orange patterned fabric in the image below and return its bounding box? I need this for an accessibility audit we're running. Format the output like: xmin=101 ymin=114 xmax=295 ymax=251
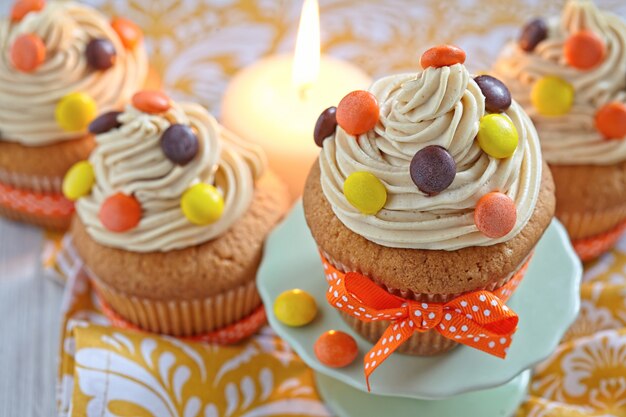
xmin=573 ymin=220 xmax=626 ymax=262
xmin=323 ymin=254 xmax=528 ymax=389
xmin=0 ymin=180 xmax=73 ymax=218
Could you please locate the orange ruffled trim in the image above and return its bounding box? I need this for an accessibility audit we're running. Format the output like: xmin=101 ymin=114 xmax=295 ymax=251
xmin=0 ymin=180 xmax=73 ymax=218
xmin=573 ymin=220 xmax=626 ymax=262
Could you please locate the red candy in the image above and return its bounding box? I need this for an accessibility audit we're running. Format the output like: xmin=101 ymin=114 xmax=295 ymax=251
xmin=10 ymin=34 xmax=46 ymax=73
xmin=564 ymin=31 xmax=605 ymax=70
xmin=10 ymin=0 xmax=44 ymax=22
xmin=110 ymin=17 xmax=143 ymax=50
xmin=595 ymin=102 xmax=626 ymax=140
xmin=314 ymin=330 xmax=358 ymax=368
xmin=132 ymin=90 xmax=171 ymax=114
xmin=336 ymin=90 xmax=379 ymax=136
xmin=99 ymin=193 xmax=142 ymax=232
xmin=420 ymin=45 xmax=466 ymax=69
xmin=474 ymin=192 xmax=517 ymax=238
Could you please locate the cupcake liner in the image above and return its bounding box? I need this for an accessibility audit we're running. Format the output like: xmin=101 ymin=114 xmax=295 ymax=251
xmin=573 ymin=219 xmax=626 ymax=262
xmin=0 ymin=167 xmax=63 ymax=193
xmin=88 ymin=267 xmax=263 ymax=337
xmin=558 ymin=205 xmax=626 ymax=242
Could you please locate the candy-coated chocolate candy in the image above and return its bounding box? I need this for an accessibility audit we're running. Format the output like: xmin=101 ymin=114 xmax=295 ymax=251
xmin=10 ymin=0 xmax=44 ymax=22
xmin=474 ymin=75 xmax=512 ymax=113
xmin=477 ymin=114 xmax=519 ymax=159
xmin=99 ymin=193 xmax=142 ymax=232
xmin=410 ymin=145 xmax=456 ymax=195
xmin=343 ymin=171 xmax=387 ymax=215
xmin=62 ymin=161 xmax=95 ymax=201
xmin=181 ymin=183 xmax=224 ymax=225
xmin=89 ymin=111 xmax=122 ymax=134
xmin=10 ymin=34 xmax=45 ymax=73
xmin=161 ymin=124 xmax=199 ymax=165
xmin=274 ymin=289 xmax=317 ymax=327
xmin=595 ymin=102 xmax=626 ymax=140
xmin=420 ymin=45 xmax=466 ymax=69
xmin=85 ymin=38 xmax=116 ymax=70
xmin=518 ymin=18 xmax=548 ymax=52
xmin=132 ymin=90 xmax=171 ymax=114
xmin=110 ymin=17 xmax=142 ymax=49
xmin=55 ymin=92 xmax=98 ymax=132
xmin=314 ymin=106 xmax=337 ymax=147
xmin=531 ymin=76 xmax=574 ymax=116
xmin=314 ymin=330 xmax=358 ymax=368
xmin=564 ymin=30 xmax=605 ymax=70
xmin=336 ymin=91 xmax=379 ymax=136
xmin=474 ymin=192 xmax=517 ymax=238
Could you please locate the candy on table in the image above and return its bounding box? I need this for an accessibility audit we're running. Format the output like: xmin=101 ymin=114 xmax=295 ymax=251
xmin=10 ymin=0 xmax=44 ymax=22
xmin=420 ymin=44 xmax=466 ymax=69
xmin=564 ymin=30 xmax=605 ymax=71
xmin=10 ymin=34 xmax=46 ymax=73
xmin=89 ymin=111 xmax=122 ymax=134
xmin=474 ymin=75 xmax=512 ymax=113
xmin=314 ymin=330 xmax=358 ymax=368
xmin=409 ymin=145 xmax=456 ymax=195
xmin=99 ymin=193 xmax=142 ymax=232
xmin=474 ymin=192 xmax=517 ymax=238
xmin=343 ymin=171 xmax=387 ymax=215
xmin=477 ymin=114 xmax=519 ymax=159
xmin=518 ymin=18 xmax=548 ymax=52
xmin=161 ymin=124 xmax=199 ymax=166
xmin=531 ymin=75 xmax=574 ymax=116
xmin=274 ymin=289 xmax=318 ymax=327
xmin=132 ymin=90 xmax=171 ymax=114
xmin=55 ymin=92 xmax=98 ymax=132
xmin=85 ymin=38 xmax=117 ymax=71
xmin=336 ymin=90 xmax=379 ymax=136
xmin=314 ymin=106 xmax=337 ymax=147
xmin=62 ymin=161 xmax=95 ymax=201
xmin=181 ymin=183 xmax=224 ymax=225
xmin=595 ymin=102 xmax=626 ymax=140
xmin=110 ymin=17 xmax=143 ymax=50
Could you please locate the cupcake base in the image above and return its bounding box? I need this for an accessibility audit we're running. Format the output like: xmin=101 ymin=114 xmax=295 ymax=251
xmin=572 ymin=219 xmax=626 ymax=262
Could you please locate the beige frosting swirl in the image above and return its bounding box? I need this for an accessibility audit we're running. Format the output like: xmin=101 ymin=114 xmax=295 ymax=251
xmin=319 ymin=64 xmax=542 ymax=250
xmin=494 ymin=0 xmax=626 ymax=165
xmin=75 ymin=102 xmax=266 ymax=253
xmin=0 ymin=1 xmax=147 ymax=146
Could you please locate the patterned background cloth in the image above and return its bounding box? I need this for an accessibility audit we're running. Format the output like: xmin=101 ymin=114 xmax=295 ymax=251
xmin=34 ymin=0 xmax=626 ymax=415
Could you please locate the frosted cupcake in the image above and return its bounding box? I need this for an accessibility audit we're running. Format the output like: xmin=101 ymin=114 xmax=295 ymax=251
xmin=303 ymin=45 xmax=555 ymax=375
xmin=66 ymin=90 xmax=289 ymax=337
xmin=0 ymin=0 xmax=147 ymax=229
xmin=494 ymin=0 xmax=626 ymax=260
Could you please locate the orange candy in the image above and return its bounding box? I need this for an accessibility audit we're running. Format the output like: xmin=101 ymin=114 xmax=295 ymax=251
xmin=474 ymin=192 xmax=517 ymax=239
xmin=420 ymin=45 xmax=466 ymax=69
xmin=564 ymin=31 xmax=605 ymax=70
xmin=595 ymin=102 xmax=626 ymax=140
xmin=314 ymin=330 xmax=358 ymax=368
xmin=99 ymin=193 xmax=142 ymax=232
xmin=336 ymin=90 xmax=379 ymax=136
xmin=10 ymin=0 xmax=45 ymax=22
xmin=132 ymin=90 xmax=171 ymax=114
xmin=110 ymin=17 xmax=143 ymax=50
xmin=10 ymin=34 xmax=46 ymax=73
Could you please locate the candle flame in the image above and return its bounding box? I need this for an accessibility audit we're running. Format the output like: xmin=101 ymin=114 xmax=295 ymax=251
xmin=292 ymin=0 xmax=320 ymax=95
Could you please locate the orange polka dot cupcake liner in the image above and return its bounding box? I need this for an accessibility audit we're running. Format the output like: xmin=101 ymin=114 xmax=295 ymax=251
xmin=572 ymin=219 xmax=626 ymax=262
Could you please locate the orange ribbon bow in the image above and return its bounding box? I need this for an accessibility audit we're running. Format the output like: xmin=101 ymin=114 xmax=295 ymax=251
xmin=322 ymin=255 xmax=528 ymax=389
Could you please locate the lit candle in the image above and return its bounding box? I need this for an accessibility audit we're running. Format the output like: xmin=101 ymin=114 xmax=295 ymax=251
xmin=221 ymin=0 xmax=371 ymax=200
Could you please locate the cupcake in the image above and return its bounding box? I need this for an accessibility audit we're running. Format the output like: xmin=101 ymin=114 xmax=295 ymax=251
xmin=0 ymin=0 xmax=148 ymax=229
xmin=67 ymin=90 xmax=289 ymax=337
xmin=303 ymin=45 xmax=555 ymax=367
xmin=493 ymin=0 xmax=626 ymax=260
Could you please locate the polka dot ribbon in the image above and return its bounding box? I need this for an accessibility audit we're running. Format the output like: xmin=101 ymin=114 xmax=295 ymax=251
xmin=322 ymin=254 xmax=529 ymax=390
xmin=572 ymin=220 xmax=626 ymax=262
xmin=0 ymin=180 xmax=74 ymax=217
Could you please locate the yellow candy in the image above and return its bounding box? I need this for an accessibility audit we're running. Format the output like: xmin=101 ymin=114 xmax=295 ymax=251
xmin=274 ymin=289 xmax=317 ymax=327
xmin=531 ymin=76 xmax=574 ymax=116
xmin=477 ymin=114 xmax=519 ymax=159
xmin=181 ymin=183 xmax=224 ymax=225
xmin=62 ymin=160 xmax=95 ymax=201
xmin=55 ymin=92 xmax=98 ymax=132
xmin=343 ymin=172 xmax=387 ymax=215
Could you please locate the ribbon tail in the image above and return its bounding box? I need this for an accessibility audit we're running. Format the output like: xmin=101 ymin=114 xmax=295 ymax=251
xmin=363 ymin=319 xmax=413 ymax=391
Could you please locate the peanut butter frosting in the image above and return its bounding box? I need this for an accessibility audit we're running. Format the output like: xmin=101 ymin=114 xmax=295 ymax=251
xmin=0 ymin=1 xmax=147 ymax=146
xmin=319 ymin=63 xmax=542 ymax=250
xmin=75 ymin=101 xmax=266 ymax=252
xmin=494 ymin=0 xmax=626 ymax=165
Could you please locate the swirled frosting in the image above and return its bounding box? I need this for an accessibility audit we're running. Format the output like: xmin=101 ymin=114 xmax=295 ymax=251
xmin=75 ymin=101 xmax=266 ymax=252
xmin=319 ymin=63 xmax=542 ymax=250
xmin=494 ymin=0 xmax=626 ymax=165
xmin=0 ymin=2 xmax=147 ymax=146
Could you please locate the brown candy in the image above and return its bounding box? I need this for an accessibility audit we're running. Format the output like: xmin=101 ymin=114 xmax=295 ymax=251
xmin=519 ymin=18 xmax=548 ymax=52
xmin=160 ymin=124 xmax=199 ymax=166
xmin=474 ymin=75 xmax=512 ymax=113
xmin=314 ymin=106 xmax=337 ymax=147
xmin=86 ymin=38 xmax=116 ymax=70
xmin=410 ymin=145 xmax=456 ymax=195
xmin=89 ymin=111 xmax=122 ymax=134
